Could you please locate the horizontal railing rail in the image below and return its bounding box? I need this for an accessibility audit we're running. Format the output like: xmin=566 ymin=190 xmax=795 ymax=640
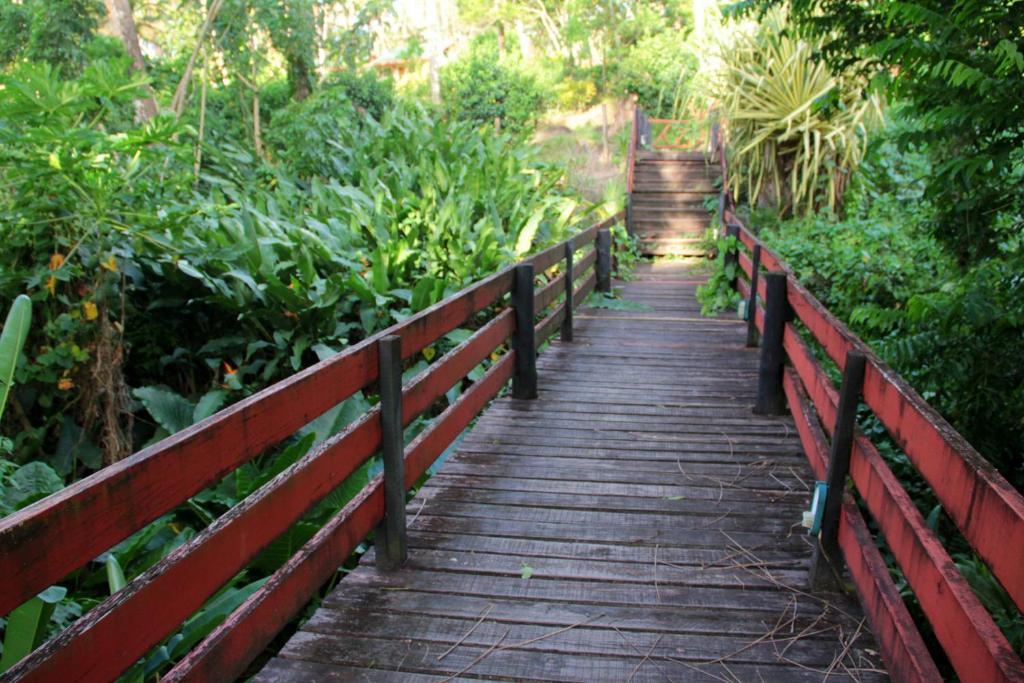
xmin=0 ymin=212 xmax=621 ymax=682
xmin=721 ymin=201 xmax=1024 ymax=680
xmin=649 ymin=117 xmax=702 ymax=150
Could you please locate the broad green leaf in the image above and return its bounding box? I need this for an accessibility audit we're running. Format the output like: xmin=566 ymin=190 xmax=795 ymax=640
xmin=0 ymin=586 xmax=65 ymax=672
xmin=193 ymin=390 xmax=228 ymax=423
xmin=0 ymin=295 xmax=31 ymax=425
xmin=134 ymin=386 xmax=195 ymax=435
xmin=105 ymin=555 xmax=127 ymax=594
xmin=4 ymin=461 xmax=63 ymax=511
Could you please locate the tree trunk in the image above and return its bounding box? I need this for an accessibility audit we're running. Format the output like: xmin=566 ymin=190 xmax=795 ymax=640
xmin=104 ymin=0 xmax=158 ymax=121
xmin=172 ymin=0 xmax=225 ymax=117
xmin=288 ymin=56 xmax=312 ymax=101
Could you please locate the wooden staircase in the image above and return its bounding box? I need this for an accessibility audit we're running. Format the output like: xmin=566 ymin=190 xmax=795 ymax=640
xmin=627 ymin=115 xmax=720 ymax=256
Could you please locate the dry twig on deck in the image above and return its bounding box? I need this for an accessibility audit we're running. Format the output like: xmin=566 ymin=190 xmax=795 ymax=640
xmin=609 ymin=626 xmax=676 ymax=682
xmin=437 ymin=603 xmax=495 ymax=661
xmin=629 ymin=634 xmax=664 ymax=682
xmin=441 ymin=627 xmax=510 ymax=682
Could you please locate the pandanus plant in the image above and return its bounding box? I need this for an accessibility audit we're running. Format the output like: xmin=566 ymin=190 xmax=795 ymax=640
xmin=714 ymin=9 xmax=883 ymax=216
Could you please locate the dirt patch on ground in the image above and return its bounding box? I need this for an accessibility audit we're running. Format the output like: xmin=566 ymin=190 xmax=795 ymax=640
xmin=533 ymin=99 xmax=634 ymax=204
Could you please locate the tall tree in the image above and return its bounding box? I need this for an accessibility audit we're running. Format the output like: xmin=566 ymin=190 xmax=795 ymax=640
xmin=104 ymin=0 xmax=159 ymax=120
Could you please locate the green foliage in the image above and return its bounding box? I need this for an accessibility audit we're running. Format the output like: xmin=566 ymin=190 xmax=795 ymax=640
xmin=746 ymin=0 xmax=1024 ymax=262
xmin=554 ymin=78 xmax=597 ymax=112
xmin=0 ymin=296 xmax=31 ymax=443
xmin=0 ymin=586 xmax=66 ymax=672
xmin=696 ymin=233 xmax=742 ymax=314
xmin=0 ymin=54 xmax=583 ymax=471
xmin=320 ymin=70 xmax=394 ymax=120
xmin=758 ymin=208 xmax=952 ymax=335
xmin=441 ymin=46 xmax=547 ymax=136
xmin=0 ymin=0 xmax=104 ymax=75
xmin=613 ymin=28 xmax=697 ymax=118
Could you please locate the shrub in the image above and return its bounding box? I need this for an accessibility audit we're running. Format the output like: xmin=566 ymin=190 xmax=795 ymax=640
xmin=0 ymin=60 xmax=584 ymax=471
xmin=555 ymin=78 xmax=597 ymax=112
xmin=614 ymin=28 xmax=698 ymax=118
xmin=440 ymin=51 xmax=547 ymax=136
xmin=319 ymin=70 xmax=394 ymax=121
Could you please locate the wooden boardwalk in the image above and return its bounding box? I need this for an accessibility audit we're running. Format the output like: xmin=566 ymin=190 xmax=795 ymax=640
xmin=257 ymin=261 xmax=885 ymax=682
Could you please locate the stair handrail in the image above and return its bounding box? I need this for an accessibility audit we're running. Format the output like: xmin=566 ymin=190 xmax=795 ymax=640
xmin=717 ymin=129 xmax=1024 ymax=682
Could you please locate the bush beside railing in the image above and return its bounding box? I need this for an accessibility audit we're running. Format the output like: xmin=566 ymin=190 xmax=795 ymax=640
xmin=724 ymin=208 xmax=1024 ymax=682
xmin=0 ymin=213 xmax=621 ymax=682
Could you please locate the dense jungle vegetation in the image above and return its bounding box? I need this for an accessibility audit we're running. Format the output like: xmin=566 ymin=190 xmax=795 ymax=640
xmin=0 ymin=0 xmax=697 ymax=675
xmin=1 ymin=0 xmax=1022 ymax=676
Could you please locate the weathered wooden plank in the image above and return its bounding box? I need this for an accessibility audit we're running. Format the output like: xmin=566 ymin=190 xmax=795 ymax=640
xmin=276 ymin=630 xmax=877 ymax=682
xmin=322 ymin=585 xmax=834 ymax=639
xmin=413 ymin=486 xmax=806 ymax=520
xmin=363 ymin=546 xmax=807 ymax=590
xmin=404 ymin=353 xmax=515 ymax=485
xmin=410 ymin=514 xmax=812 ymax=552
xmin=402 ymin=529 xmax=804 ymax=567
xmin=533 ymin=272 xmax=566 ymax=313
xmin=165 ymin=478 xmax=385 ymax=683
xmin=838 ymin=495 xmax=943 ymax=683
xmin=862 ymin=357 xmax=1024 ymax=614
xmin=424 ymin=472 xmax=805 ymax=504
xmin=301 ymin=605 xmax=872 ymax=667
xmin=402 ymin=309 xmax=513 ymax=425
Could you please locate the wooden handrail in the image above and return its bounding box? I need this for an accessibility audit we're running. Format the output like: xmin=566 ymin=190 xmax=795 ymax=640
xmin=724 ymin=161 xmax=1024 ymax=681
xmin=0 ymin=211 xmax=624 ymax=682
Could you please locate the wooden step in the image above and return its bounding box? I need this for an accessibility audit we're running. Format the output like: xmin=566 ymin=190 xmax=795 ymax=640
xmin=632 ymin=215 xmax=711 ymax=231
xmin=634 ymin=169 xmax=721 ymax=184
xmin=630 ymin=197 xmax=709 ymax=209
xmin=635 ymin=159 xmax=717 ymax=170
xmin=630 ymin=200 xmax=712 ymax=210
xmin=636 ymin=150 xmax=707 ymax=162
xmin=632 ymin=182 xmax=717 ymax=194
xmin=633 ymin=220 xmax=710 ymax=239
xmin=638 ymin=236 xmax=706 ymax=256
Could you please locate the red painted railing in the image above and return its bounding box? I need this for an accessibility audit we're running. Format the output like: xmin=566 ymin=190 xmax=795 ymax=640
xmin=649 ymin=117 xmax=702 ymax=150
xmin=0 ymin=214 xmax=620 ymax=682
xmin=722 ymin=196 xmax=1024 ymax=678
